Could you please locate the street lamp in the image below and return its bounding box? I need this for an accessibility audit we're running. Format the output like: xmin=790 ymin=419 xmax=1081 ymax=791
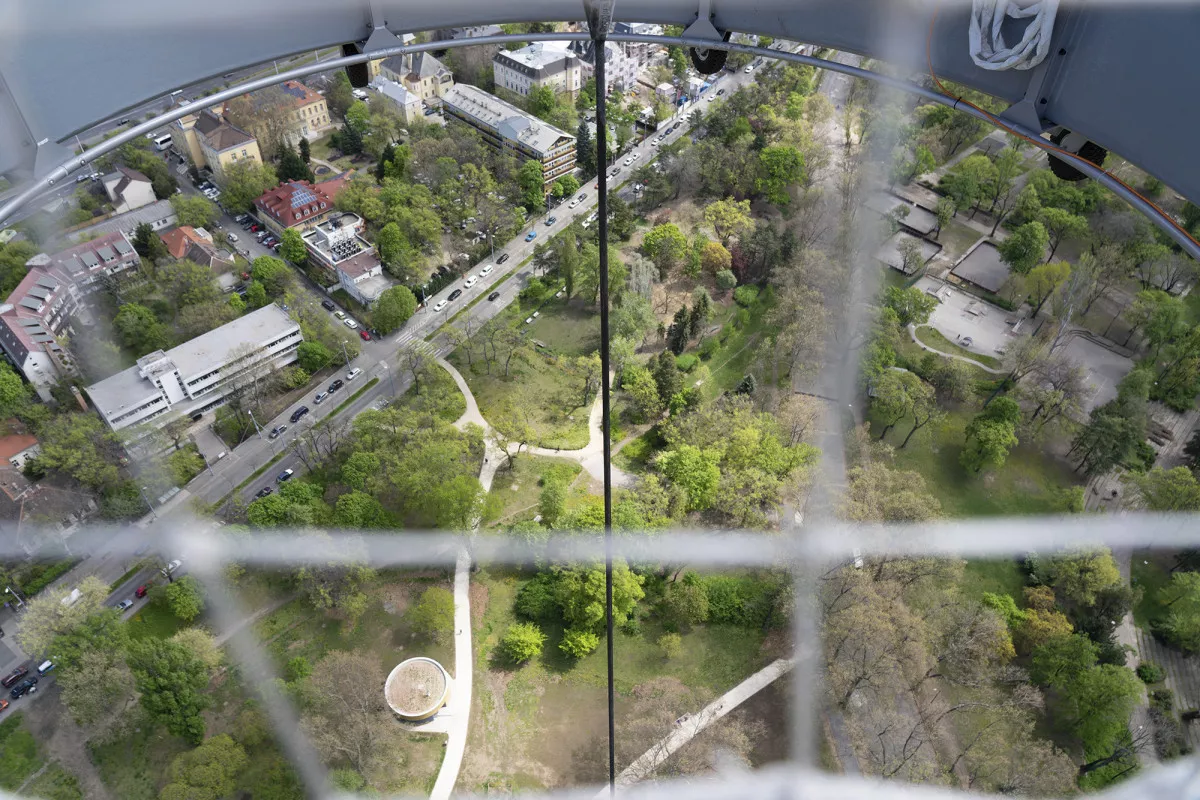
xmin=139 ymin=485 xmax=158 ymax=520
xmin=4 ymin=586 xmax=26 ymax=610
xmin=381 ymin=362 xmax=396 ymax=396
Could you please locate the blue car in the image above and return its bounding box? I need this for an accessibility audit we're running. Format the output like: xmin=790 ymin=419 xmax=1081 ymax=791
xmin=525 ymin=231 xmax=537 ymax=242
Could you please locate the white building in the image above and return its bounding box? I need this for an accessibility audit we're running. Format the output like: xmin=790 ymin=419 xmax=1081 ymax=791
xmin=568 ymin=40 xmax=639 ymax=95
xmin=300 ymin=212 xmax=391 ymax=306
xmin=369 ymin=77 xmax=423 ymax=124
xmin=612 ymin=22 xmax=663 ymax=68
xmin=101 ymin=165 xmax=157 ymax=214
xmin=493 ymin=42 xmax=583 ymax=98
xmin=86 ymin=304 xmax=302 ymax=432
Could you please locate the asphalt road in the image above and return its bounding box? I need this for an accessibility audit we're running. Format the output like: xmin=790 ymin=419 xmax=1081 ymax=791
xmin=128 ymin=60 xmax=759 ymax=520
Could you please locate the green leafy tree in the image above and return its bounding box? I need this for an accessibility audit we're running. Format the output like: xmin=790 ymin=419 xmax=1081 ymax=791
xmin=251 ymin=255 xmax=291 ymax=295
xmin=960 ymin=417 xmax=1018 ymax=473
xmin=159 ymin=734 xmax=248 ymax=800
xmin=164 ymin=575 xmax=205 ymax=621
xmin=1127 ymin=466 xmax=1200 ymax=511
xmin=1027 ymin=260 xmax=1071 ymax=316
xmin=555 ymin=174 xmax=581 ymax=197
xmin=275 ymin=141 xmax=314 ymax=183
xmin=245 ymin=280 xmax=267 ymax=308
xmin=114 ymin=303 xmax=169 ymax=354
xmin=127 ymin=638 xmax=211 ymax=743
xmin=48 ymin=607 xmax=127 ymax=674
xmin=344 ymin=100 xmax=370 ymax=133
xmin=375 ymin=222 xmax=406 ymax=270
xmin=501 ymin=622 xmax=546 ymax=663
xmin=1038 ymin=206 xmax=1089 ymax=261
xmin=870 ymin=369 xmax=924 ymax=440
xmin=658 ymin=632 xmax=683 ymax=659
xmin=1044 ymin=548 xmax=1122 ymax=608
xmin=662 ymin=574 xmax=710 ymax=629
xmin=170 ymin=628 xmax=222 ymax=671
xmin=883 ymin=285 xmax=938 ymax=326
xmin=554 ymin=563 xmax=645 ymax=631
xmin=373 ymin=286 xmax=417 ymax=334
xmin=279 ymin=228 xmax=307 ymax=265
xmin=518 ymin=159 xmax=546 ymax=213
xmin=410 ymin=587 xmax=454 ymax=643
xmin=132 ymin=222 xmax=169 ymax=263
xmin=652 ymin=349 xmax=682 ymax=404
xmin=715 ymin=269 xmax=737 ymax=295
xmin=933 ymin=197 xmax=956 ymax=238
xmin=623 ymin=364 xmax=663 ymax=421
xmin=1030 ymin=634 xmax=1098 ymax=687
xmin=642 ymin=223 xmax=688 ymax=279
xmin=538 ymin=474 xmax=569 ymax=527
xmin=168 ymin=194 xmax=217 ymax=229
xmin=35 ymin=414 xmax=123 ymax=490
xmin=1155 ymin=571 xmax=1200 ymax=652
xmin=657 ymin=445 xmax=722 ymax=511
xmin=559 ymin=627 xmax=600 ymax=658
xmin=755 ymin=145 xmax=805 ymax=207
xmin=700 ymin=241 xmax=732 ymax=275
xmin=217 ymin=160 xmax=278 ymax=213
xmin=1059 ymin=664 xmax=1142 ymax=753
xmin=608 ymin=194 xmax=636 ymax=240
xmin=576 ymin=119 xmax=595 ymax=176
xmin=998 ymin=221 xmax=1049 ymax=275
xmin=296 ymin=340 xmax=333 ymax=372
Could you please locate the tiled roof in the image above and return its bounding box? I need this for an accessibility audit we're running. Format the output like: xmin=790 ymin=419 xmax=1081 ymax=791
xmin=0 ymin=434 xmax=38 ymax=461
xmin=254 ymin=180 xmax=333 ymax=227
xmin=202 ymin=123 xmax=255 ymax=152
xmin=160 ymin=226 xmax=208 ymax=260
xmin=278 ymin=80 xmax=324 ymax=108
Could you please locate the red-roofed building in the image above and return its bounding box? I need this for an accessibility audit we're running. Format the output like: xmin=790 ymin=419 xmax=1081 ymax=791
xmin=0 ymin=433 xmax=40 ymax=469
xmin=316 ymin=169 xmax=356 ymax=202
xmin=254 ymin=180 xmax=335 ymax=236
xmin=44 ymin=231 xmax=141 ymax=295
xmin=160 ymin=226 xmax=213 ymax=259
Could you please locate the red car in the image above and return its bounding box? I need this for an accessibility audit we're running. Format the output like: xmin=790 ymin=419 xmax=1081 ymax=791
xmin=359 ymin=330 xmax=371 ymax=341
xmin=135 ymin=583 xmax=151 ymax=598
xmin=249 ymin=224 xmax=260 ymax=232
xmin=0 ymin=666 xmax=27 ymax=689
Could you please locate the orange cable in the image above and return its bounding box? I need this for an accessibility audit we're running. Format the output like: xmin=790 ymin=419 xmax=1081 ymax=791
xmin=925 ymin=9 xmax=1200 ymax=250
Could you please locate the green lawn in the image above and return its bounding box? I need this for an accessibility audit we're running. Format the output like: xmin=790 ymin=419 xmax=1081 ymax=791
xmin=914 ymin=325 xmax=1003 ymax=369
xmin=1131 ymin=551 xmax=1174 ymax=629
xmin=935 ymin=218 xmax=985 ymax=261
xmin=308 ymin=133 xmax=354 ymax=171
xmin=872 ymin=406 xmax=1082 ymax=517
xmin=959 ymin=559 xmax=1027 ymax=601
xmin=24 ymin=762 xmax=82 ymax=800
xmin=613 ymin=429 xmax=661 ymax=473
xmin=484 ymin=455 xmax=581 ymax=527
xmin=0 ymin=714 xmax=43 ymax=790
xmin=126 ymin=601 xmax=186 ymax=641
xmin=698 ymin=299 xmax=776 ymax=400
xmin=411 ymin=362 xmax=467 ymax=423
xmin=90 ymin=720 xmax=190 ymax=800
xmin=524 ymin=296 xmax=602 ymax=358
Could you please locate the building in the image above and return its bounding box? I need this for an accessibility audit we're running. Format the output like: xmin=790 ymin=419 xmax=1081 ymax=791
xmin=64 ymin=199 xmax=177 ymax=243
xmin=170 ymin=108 xmax=262 ymax=179
xmin=44 ymin=231 xmax=141 ymax=296
xmin=300 ymin=212 xmax=390 ymax=306
xmin=366 ymin=33 xmax=417 ymax=80
xmin=612 ymin=22 xmax=663 ymax=67
xmin=493 ymin=42 xmax=582 ymax=98
xmin=432 ymin=25 xmax=503 ymax=42
xmin=101 ymin=165 xmax=156 ymax=214
xmin=441 ymin=84 xmax=576 ymax=193
xmin=385 ymin=657 xmax=451 ymax=721
xmin=0 ymin=433 xmax=39 ymax=470
xmin=160 ymin=226 xmax=235 ymax=270
xmin=0 ymin=266 xmax=81 ymax=400
xmin=276 ymin=80 xmax=331 ymax=140
xmin=85 ymin=304 xmax=303 ymax=432
xmin=253 ymin=180 xmax=337 ymax=237
xmin=568 ymin=40 xmax=639 ymax=95
xmin=377 ymin=53 xmax=454 ymax=105
xmin=232 ymin=81 xmax=330 ymax=150
xmin=369 ymin=77 xmax=423 ymax=123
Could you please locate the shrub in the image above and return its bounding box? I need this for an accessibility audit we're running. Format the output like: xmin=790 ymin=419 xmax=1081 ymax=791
xmin=500 ymin=622 xmax=546 ymax=663
xmin=1150 ymin=688 xmax=1175 ymax=713
xmin=515 ymin=573 xmax=559 ymax=621
xmin=704 ymin=576 xmax=748 ymax=625
xmin=1139 ymin=662 xmax=1166 ymax=684
xmin=732 ymin=285 xmax=759 ymax=307
xmin=698 ymin=337 xmax=720 ymax=359
xmin=21 ymin=559 xmax=79 ymax=597
xmin=675 ymin=354 xmax=699 ymax=373
xmin=620 ymin=616 xmax=642 ymax=637
xmin=658 ymin=632 xmax=682 ymax=659
xmin=559 ymin=627 xmax=600 ymax=658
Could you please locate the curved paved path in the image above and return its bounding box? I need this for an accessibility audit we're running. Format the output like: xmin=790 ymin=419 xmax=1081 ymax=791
xmin=438 ymin=358 xmax=633 ymax=488
xmin=907 ymin=324 xmax=1005 ymax=374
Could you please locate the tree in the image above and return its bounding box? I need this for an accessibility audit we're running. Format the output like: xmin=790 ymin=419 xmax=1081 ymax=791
xmin=275 ymin=141 xmax=314 ymax=183
xmin=652 ymin=349 xmax=682 ymax=402
xmin=658 ymin=632 xmax=683 ymax=659
xmin=1039 ymin=207 xmax=1089 ymax=261
xmin=1027 ymin=260 xmax=1071 ymax=316
xmin=131 ymin=222 xmax=169 ymax=263
xmin=245 ymin=281 xmax=267 ymax=308
xmin=898 ymin=378 xmax=940 ymax=449
xmin=170 ymin=628 xmax=222 ymax=670
xmin=164 ymin=575 xmax=205 ymax=621
xmin=251 ymin=255 xmax=291 ymax=295
xmin=666 ymin=305 xmax=690 ymax=355
xmin=303 ymin=651 xmax=390 ymax=773
xmin=1127 ymin=466 xmax=1200 ymax=511
xmin=884 ymin=285 xmax=937 ymax=326
xmin=373 ymin=285 xmax=417 ymax=334
xmin=985 ymin=147 xmax=1024 ymax=234
xmin=841 ymin=462 xmax=942 ymax=522
xmin=715 ymin=269 xmax=737 ymax=295
xmin=700 ymin=241 xmax=731 ymax=276
xmin=560 ymin=627 xmax=600 ymax=658
xmin=160 ymin=734 xmax=248 ymax=800
xmin=1155 ymin=572 xmax=1200 ymax=652
xmin=1060 ymin=664 xmax=1142 ymax=752
xmin=657 ymin=445 xmax=722 ymax=511
xmin=14 ymin=576 xmax=109 ymax=656
xmin=1044 ymin=548 xmax=1122 ymax=608
xmin=375 ymin=221 xmax=405 ymax=269
xmin=296 ymin=340 xmax=333 ymax=373
xmin=998 ymin=221 xmax=1049 ymax=275
xmin=127 ymin=638 xmax=211 ymax=743
xmin=704 ymin=198 xmax=754 ymax=246
xmin=279 ymin=228 xmax=307 ymax=265
xmin=960 ymin=415 xmax=1018 ymax=473
xmin=34 ymin=413 xmax=123 ymax=489
xmin=554 ymin=563 xmax=645 ymax=631
xmin=410 ymin=587 xmax=454 ymax=643
xmin=623 ymin=364 xmax=663 ymax=421
xmin=517 ymin=159 xmax=546 ymax=212
xmin=755 ymin=145 xmax=805 ymax=207
xmin=298 ymin=136 xmax=311 ymax=164
xmin=870 ymin=369 xmax=924 ymax=440
xmin=49 ymin=607 xmax=128 ymax=676
xmin=539 ymin=474 xmax=569 ymax=527
xmin=501 ymin=622 xmax=546 ymax=664
xmin=662 ymin=574 xmax=710 ymax=629
xmin=1030 ymin=634 xmax=1098 ymax=687
xmin=933 ymin=197 xmax=956 ymax=239
xmin=114 ymin=302 xmax=169 ymax=354
xmin=689 ymin=288 xmax=713 ymax=338
xmin=58 ymin=649 xmax=133 ymax=726
xmin=642 ymin=223 xmax=688 ymax=279
xmin=169 ymin=194 xmax=217 ymax=229
xmin=573 ymin=351 xmax=603 ymax=406
xmin=942 ymin=153 xmax=993 ymax=216
xmin=217 ymin=160 xmax=278 ymax=213
xmin=576 ymin=119 xmax=595 ymax=176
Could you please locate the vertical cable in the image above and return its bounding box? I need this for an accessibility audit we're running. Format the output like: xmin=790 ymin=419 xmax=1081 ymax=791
xmin=593 ymin=29 xmax=616 ymax=795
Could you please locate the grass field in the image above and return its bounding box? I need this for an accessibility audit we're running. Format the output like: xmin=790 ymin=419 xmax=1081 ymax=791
xmin=24 ymin=762 xmax=82 ymax=800
xmin=914 ymin=325 xmax=1003 ymax=369
xmin=91 ymin=719 xmax=191 ymax=800
xmin=935 ymin=218 xmax=985 ymax=261
xmin=613 ymin=429 xmax=660 ymax=473
xmin=871 ymin=406 xmax=1081 ymax=517
xmin=410 ymin=362 xmax=467 ymax=423
xmin=959 ymin=559 xmax=1027 ymax=601
xmin=485 ymin=455 xmax=582 ymax=527
xmin=523 ymin=296 xmax=602 ymax=358
xmin=126 ymin=600 xmax=186 ymax=641
xmin=697 ymin=299 xmax=776 ymax=400
xmin=1131 ymin=550 xmax=1174 ymax=629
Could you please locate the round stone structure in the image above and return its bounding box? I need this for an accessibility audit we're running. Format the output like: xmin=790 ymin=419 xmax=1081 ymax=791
xmin=384 ymin=657 xmax=451 ymax=721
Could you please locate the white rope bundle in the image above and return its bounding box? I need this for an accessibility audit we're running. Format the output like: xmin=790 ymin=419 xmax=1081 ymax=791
xmin=969 ymin=0 xmax=1060 ymax=71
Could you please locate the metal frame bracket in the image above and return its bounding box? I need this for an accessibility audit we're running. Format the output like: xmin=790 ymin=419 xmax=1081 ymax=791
xmin=682 ymin=0 xmax=723 ymax=53
xmin=583 ymin=0 xmax=616 ymax=42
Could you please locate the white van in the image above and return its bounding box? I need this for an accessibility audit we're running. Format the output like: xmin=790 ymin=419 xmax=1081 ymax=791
xmin=36 ymin=660 xmax=54 ymax=676
xmin=153 ymin=134 xmax=172 ymax=151
xmin=346 ymin=367 xmax=362 ymax=381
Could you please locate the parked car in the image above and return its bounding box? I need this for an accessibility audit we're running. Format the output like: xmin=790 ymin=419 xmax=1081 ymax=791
xmin=346 ymin=368 xmax=363 ymax=381
xmin=135 ymin=583 xmax=151 ymax=598
xmin=497 ymin=253 xmax=510 ymax=264
xmin=1 ymin=666 xmax=27 ymax=689
xmin=568 ymin=197 xmax=582 ymax=208
xmin=434 ymin=299 xmax=448 ymax=312
xmin=448 ymin=288 xmax=463 ymax=301
xmin=226 ymin=233 xmax=238 ymax=243
xmin=359 ymin=330 xmax=371 ymax=341
xmin=321 ymin=299 xmax=336 ymax=311
xmin=117 ymin=599 xmax=134 ymax=611
xmin=9 ymin=678 xmax=37 ymax=699
xmin=488 ymin=291 xmax=501 ymax=302
xmin=163 ymin=559 xmax=182 ymax=575
xmin=480 ymin=264 xmax=494 ymax=276
xmin=328 ymin=379 xmax=344 ymax=393
xmin=525 ymin=231 xmax=537 ymax=242
xmin=241 ymin=221 xmax=253 ymax=230
xmin=268 ymin=425 xmax=288 ymax=439
xmin=289 ymin=406 xmax=309 ymax=423
xmin=249 ymin=224 xmax=260 ymax=232
xmin=744 ymin=64 xmax=754 ymax=73
xmin=313 ymin=391 xmax=328 ymax=405
xmin=0 ymin=699 xmax=10 ymax=713
xmin=276 ymin=469 xmax=294 ymax=483
xmin=255 ymin=486 xmax=273 ymax=499
xmin=334 ymin=310 xmax=346 ymax=320
xmin=343 ymin=318 xmax=358 ymax=329
xmin=234 ymin=214 xmax=249 ymax=224
xmin=464 ymin=275 xmax=478 ymax=288
xmin=623 ymin=156 xmax=633 ymax=166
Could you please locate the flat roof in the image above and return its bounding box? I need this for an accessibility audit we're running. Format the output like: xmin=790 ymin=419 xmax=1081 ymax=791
xmin=86 ymin=304 xmax=298 ymax=416
xmin=864 ymin=192 xmax=939 ymax=236
xmin=442 ymin=84 xmax=573 ymax=155
xmin=951 ymin=241 xmax=1012 ymax=293
xmin=874 ymin=231 xmax=942 ymax=274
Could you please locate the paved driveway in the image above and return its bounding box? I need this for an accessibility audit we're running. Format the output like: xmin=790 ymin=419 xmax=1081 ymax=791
xmin=915 ymin=276 xmax=1018 ymax=358
xmin=1060 ymin=334 xmax=1134 ymax=412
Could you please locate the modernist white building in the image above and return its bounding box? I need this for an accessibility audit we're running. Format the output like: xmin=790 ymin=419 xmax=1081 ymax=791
xmin=301 ymin=212 xmax=391 ymax=306
xmin=493 ymin=42 xmax=583 ymax=98
xmin=86 ymin=304 xmax=302 ymax=432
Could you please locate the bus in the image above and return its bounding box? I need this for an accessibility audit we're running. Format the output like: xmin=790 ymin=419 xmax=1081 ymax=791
xmin=153 ymin=134 xmax=172 ymax=151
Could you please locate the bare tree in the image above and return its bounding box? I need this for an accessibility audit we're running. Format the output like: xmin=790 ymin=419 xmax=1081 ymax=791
xmin=397 ymin=342 xmax=435 ymax=393
xmin=302 ymin=651 xmax=390 ymax=773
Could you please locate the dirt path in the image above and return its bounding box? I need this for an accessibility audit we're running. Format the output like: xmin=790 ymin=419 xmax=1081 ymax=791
xmin=22 ymin=689 xmax=112 ymax=800
xmin=214 ymin=592 xmax=300 ymax=646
